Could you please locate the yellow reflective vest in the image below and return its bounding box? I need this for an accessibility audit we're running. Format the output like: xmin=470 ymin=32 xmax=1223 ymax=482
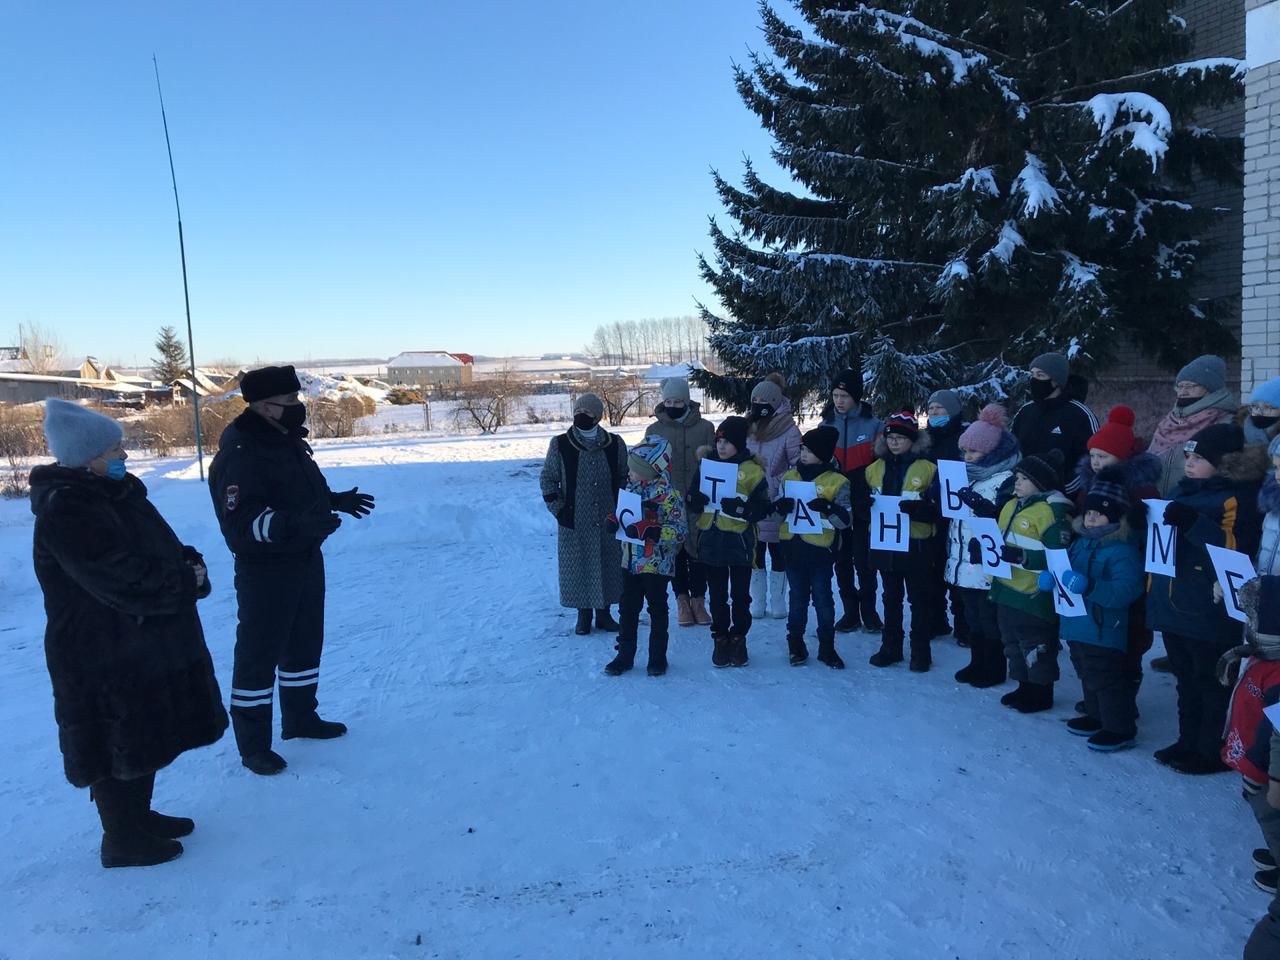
xmin=864 ymin=457 xmax=938 ymax=540
xmin=779 ymin=469 xmax=849 ymax=548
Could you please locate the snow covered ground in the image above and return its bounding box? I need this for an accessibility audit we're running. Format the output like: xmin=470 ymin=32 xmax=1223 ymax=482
xmin=0 ymin=422 xmax=1268 ymax=959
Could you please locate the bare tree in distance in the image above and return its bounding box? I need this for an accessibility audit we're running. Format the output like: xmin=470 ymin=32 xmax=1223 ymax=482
xmin=15 ymin=322 xmax=64 ymax=373
xmin=453 ymin=367 xmax=526 ymax=434
xmin=580 ymin=375 xmax=657 ymax=427
xmin=584 ymin=315 xmax=710 ymax=366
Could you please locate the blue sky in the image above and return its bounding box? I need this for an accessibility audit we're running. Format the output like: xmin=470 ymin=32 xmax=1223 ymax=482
xmin=0 ymin=1 xmax=784 ymax=366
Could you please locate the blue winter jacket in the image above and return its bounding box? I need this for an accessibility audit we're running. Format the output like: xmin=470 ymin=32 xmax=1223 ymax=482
xmin=1060 ymin=519 xmax=1146 ymax=652
xmin=1147 ymin=446 xmax=1268 ymax=644
xmin=1256 ymin=473 xmax=1280 ymax=576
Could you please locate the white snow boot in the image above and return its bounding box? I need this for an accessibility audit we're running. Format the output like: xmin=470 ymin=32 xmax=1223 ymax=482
xmin=750 ymin=570 xmax=767 ymax=619
xmin=769 ymin=571 xmax=788 ymax=620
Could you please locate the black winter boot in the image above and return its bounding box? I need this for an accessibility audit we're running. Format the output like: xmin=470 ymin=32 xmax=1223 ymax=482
xmin=954 ymin=643 xmax=981 ymax=684
xmin=140 ymin=773 xmax=194 ymax=839
xmin=242 ymin=750 xmax=289 ymax=776
xmin=869 ymin=637 xmax=904 ymax=668
xmin=93 ymin=778 xmax=184 ymax=869
xmin=861 ymin=611 xmax=885 ymax=634
xmin=1000 ymin=682 xmax=1031 ymax=708
xmin=1014 ymin=683 xmax=1054 ymax=714
xmin=834 ymin=603 xmax=861 ymax=633
xmin=970 ymin=640 xmax=1008 ymax=689
xmin=728 ymin=635 xmax=749 ymax=667
xmin=712 ymin=633 xmax=733 ymax=668
xmin=605 ymin=639 xmax=636 ymax=676
xmin=787 ymin=634 xmax=810 ymax=666
xmin=575 ymin=609 xmax=593 ymax=635
xmin=909 ymin=638 xmax=932 ymax=673
xmin=647 ymin=633 xmax=669 ymax=677
xmin=817 ymin=642 xmax=846 ymax=670
xmin=283 ymin=714 xmax=347 ymax=740
xmin=596 ymin=608 xmax=621 ymax=632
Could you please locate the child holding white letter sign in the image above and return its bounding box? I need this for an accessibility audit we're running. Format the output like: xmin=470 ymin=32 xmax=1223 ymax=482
xmin=864 ymin=411 xmax=940 ymax=673
xmin=773 ymin=427 xmax=851 ymax=669
xmin=1038 ymin=469 xmax=1145 ymax=752
xmin=1146 ymin=422 xmax=1266 ymax=775
xmin=686 ymin=417 xmax=770 ymax=668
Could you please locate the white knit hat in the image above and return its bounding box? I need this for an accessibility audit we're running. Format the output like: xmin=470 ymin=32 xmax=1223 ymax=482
xmin=42 ymin=398 xmax=124 ymax=467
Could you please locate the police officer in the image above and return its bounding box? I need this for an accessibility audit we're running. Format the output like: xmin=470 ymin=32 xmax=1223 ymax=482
xmin=209 ymin=365 xmax=376 ymax=775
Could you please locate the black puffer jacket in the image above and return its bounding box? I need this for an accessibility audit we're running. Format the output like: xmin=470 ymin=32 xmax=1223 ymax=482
xmin=209 ymin=410 xmax=335 ymax=560
xmin=30 ymin=466 xmax=227 ymax=788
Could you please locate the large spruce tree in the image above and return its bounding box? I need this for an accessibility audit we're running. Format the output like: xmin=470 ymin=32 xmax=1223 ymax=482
xmin=696 ymin=0 xmax=1244 ymax=407
xmin=152 ymin=325 xmax=189 ymax=385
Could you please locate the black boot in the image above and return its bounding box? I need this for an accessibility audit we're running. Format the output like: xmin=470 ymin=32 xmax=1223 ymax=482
xmin=242 ymin=750 xmax=289 ymax=776
xmin=909 ymin=638 xmax=932 ymax=673
xmin=869 ymin=637 xmax=904 ymax=668
xmin=970 ymin=639 xmax=1008 ymax=688
xmin=834 ymin=601 xmax=861 ymax=633
xmin=1000 ymin=681 xmax=1031 ymax=708
xmin=647 ymin=633 xmax=669 ymax=677
xmin=712 ymin=633 xmax=733 ymax=668
xmin=787 ymin=634 xmax=810 ymax=666
xmin=282 ymin=714 xmax=348 ymax=740
xmin=575 ymin=609 xmax=593 ymax=635
xmin=596 ymin=608 xmax=621 ymax=632
xmin=605 ymin=639 xmax=636 ymax=675
xmin=727 ymin=634 xmax=749 ymax=667
xmin=1014 ymin=683 xmax=1054 ymax=714
xmin=817 ymin=642 xmax=846 ymax=670
xmin=954 ymin=642 xmax=981 ymax=684
xmin=140 ymin=773 xmax=194 ymax=839
xmin=93 ymin=777 xmax=184 ymax=869
xmin=861 ymin=610 xmax=885 ymax=634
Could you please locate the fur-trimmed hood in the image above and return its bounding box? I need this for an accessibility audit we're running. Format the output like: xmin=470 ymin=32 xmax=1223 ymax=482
xmin=1071 ymin=514 xmax=1133 ymax=543
xmin=1219 ymin=443 xmax=1272 ymax=486
xmin=873 ymin=431 xmax=933 ymax=460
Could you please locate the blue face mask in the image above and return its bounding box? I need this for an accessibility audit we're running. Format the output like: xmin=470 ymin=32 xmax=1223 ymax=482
xmin=105 ymin=459 xmax=127 ymax=481
xmin=928 ymin=415 xmax=951 ymax=428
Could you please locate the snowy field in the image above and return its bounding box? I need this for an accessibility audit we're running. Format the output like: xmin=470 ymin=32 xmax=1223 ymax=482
xmin=0 ymin=421 xmax=1267 ymax=959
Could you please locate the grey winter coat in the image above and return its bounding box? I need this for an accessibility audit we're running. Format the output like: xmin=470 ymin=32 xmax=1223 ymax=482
xmin=747 ymin=398 xmax=803 ymax=544
xmin=540 ymin=428 xmax=628 ymax=609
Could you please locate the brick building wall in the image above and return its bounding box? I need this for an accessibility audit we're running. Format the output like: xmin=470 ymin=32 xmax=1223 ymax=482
xmin=1240 ymin=0 xmax=1280 ymax=393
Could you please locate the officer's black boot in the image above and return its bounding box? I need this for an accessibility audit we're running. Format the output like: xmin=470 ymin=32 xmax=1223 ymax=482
xmin=93 ymin=777 xmax=183 ymax=869
xmin=242 ymin=751 xmax=289 ymax=776
xmin=282 ymin=714 xmax=348 ymax=740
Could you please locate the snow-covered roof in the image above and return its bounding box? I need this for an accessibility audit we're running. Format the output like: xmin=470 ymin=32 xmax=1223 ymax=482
xmin=473 ymin=357 xmax=593 ymax=375
xmin=387 ymin=352 xmax=468 ymax=369
xmin=640 ymin=361 xmax=707 ymax=381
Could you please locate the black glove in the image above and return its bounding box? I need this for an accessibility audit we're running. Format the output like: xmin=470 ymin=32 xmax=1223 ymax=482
xmin=605 ymin=517 xmax=620 ymax=534
xmin=773 ymin=496 xmax=795 ymax=516
xmin=958 ymin=487 xmax=998 ymax=518
xmin=721 ymin=497 xmax=747 ymax=517
xmin=808 ymin=497 xmax=834 ymax=516
xmin=1163 ymin=501 xmax=1198 ymax=531
xmin=899 ymin=500 xmax=922 ymax=517
xmin=181 ymin=545 xmax=205 ymax=566
xmin=686 ymin=490 xmax=710 ymax=512
xmin=967 ymin=537 xmax=983 ymax=565
xmin=332 ymin=487 xmax=376 ymax=518
xmin=1000 ymin=545 xmax=1025 ymax=565
xmin=643 ymin=525 xmax=663 ymax=543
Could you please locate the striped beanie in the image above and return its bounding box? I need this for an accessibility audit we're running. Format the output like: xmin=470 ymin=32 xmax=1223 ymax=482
xmin=883 ymin=410 xmax=919 ymax=439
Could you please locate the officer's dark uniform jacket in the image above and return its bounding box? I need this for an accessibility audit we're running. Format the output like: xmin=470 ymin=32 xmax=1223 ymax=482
xmin=209 ymin=411 xmax=335 ymax=558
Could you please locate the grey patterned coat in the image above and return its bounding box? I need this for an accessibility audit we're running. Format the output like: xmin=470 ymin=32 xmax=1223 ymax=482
xmin=540 ymin=428 xmax=628 ymax=609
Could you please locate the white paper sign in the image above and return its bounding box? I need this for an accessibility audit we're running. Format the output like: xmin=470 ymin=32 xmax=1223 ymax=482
xmin=783 ymin=480 xmax=827 ymax=536
xmin=1264 ymin=702 xmax=1280 ymax=729
xmin=1207 ymin=544 xmax=1258 ymax=624
xmin=1045 ymin=548 xmax=1087 ymax=618
xmin=699 ymin=460 xmax=739 ymax=516
xmin=871 ymin=495 xmax=910 ymax=553
xmin=615 ymin=489 xmax=646 ymax=546
xmin=937 ymin=460 xmax=973 ymax=520
xmin=964 ymin=517 xmax=1012 ymax=579
xmin=1144 ymin=499 xmax=1177 ymax=577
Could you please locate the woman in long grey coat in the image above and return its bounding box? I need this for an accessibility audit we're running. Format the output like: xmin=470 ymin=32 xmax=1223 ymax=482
xmin=541 ymin=393 xmax=628 ymax=634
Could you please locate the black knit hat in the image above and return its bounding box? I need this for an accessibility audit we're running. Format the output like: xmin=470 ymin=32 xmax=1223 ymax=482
xmin=241 ymin=365 xmax=302 ymax=403
xmin=1184 ymin=422 xmax=1245 ymax=468
xmin=716 ymin=416 xmax=750 ymax=454
xmin=832 ymin=368 xmax=863 ymax=403
xmin=1015 ymin=449 xmax=1065 ymax=493
xmin=1084 ymin=466 xmax=1130 ymax=522
xmin=801 ymin=425 xmax=839 ymax=465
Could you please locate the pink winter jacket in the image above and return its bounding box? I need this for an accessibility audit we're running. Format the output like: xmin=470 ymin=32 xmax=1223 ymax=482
xmin=747 ymin=398 xmax=803 ymax=544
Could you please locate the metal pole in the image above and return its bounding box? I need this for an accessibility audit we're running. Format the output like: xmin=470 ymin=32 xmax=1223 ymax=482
xmin=152 ymin=56 xmax=204 ymax=479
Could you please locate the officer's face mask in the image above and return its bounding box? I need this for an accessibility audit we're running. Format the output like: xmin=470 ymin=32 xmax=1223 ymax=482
xmin=273 ymin=403 xmax=307 ymax=430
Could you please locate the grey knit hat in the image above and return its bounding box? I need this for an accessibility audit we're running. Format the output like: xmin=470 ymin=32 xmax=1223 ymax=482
xmin=661 ymin=378 xmax=690 ymax=404
xmin=928 ymin=389 xmax=962 ymax=417
xmin=1176 ymin=354 xmax=1227 ymax=393
xmin=749 ymin=378 xmax=785 ymax=408
xmin=573 ymin=393 xmax=604 ymax=419
xmin=1030 ymin=353 xmax=1069 ymax=388
xmin=43 ymin=398 xmax=124 ymax=468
